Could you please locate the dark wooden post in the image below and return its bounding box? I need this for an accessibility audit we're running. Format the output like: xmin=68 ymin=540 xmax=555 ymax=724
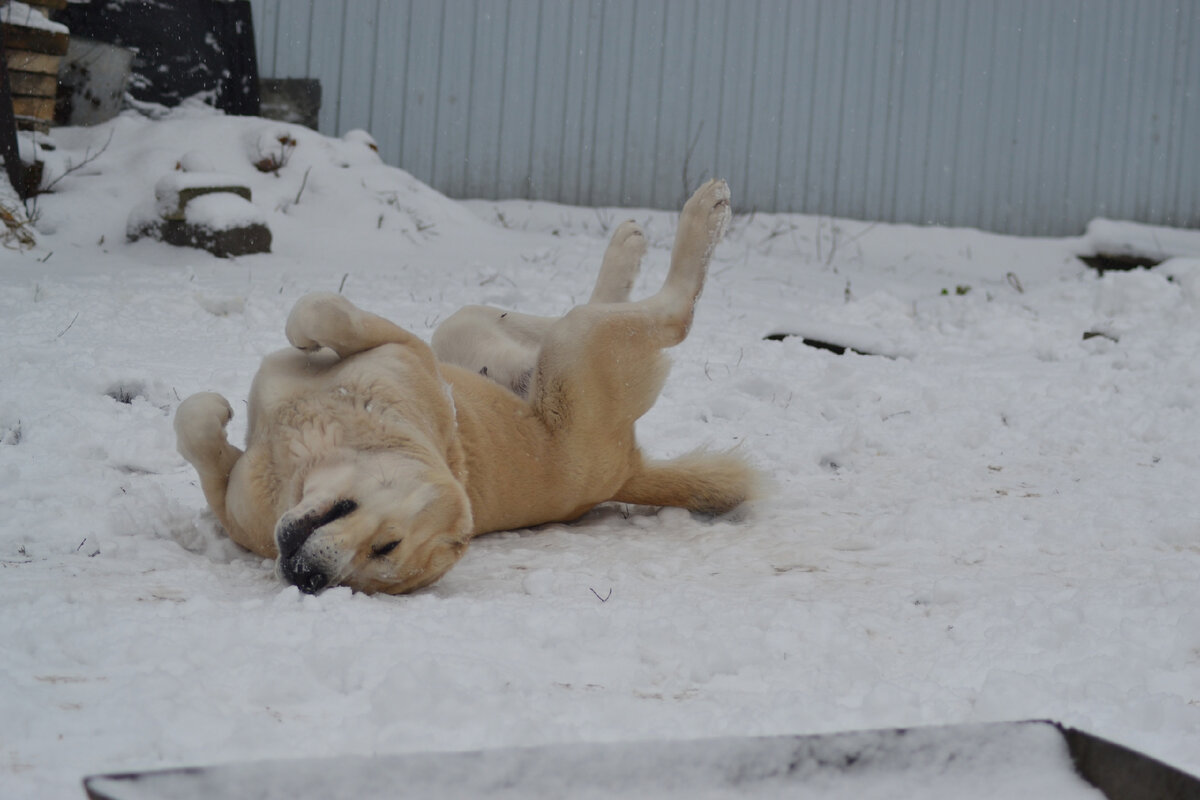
xmin=0 ymin=36 xmax=27 ymax=199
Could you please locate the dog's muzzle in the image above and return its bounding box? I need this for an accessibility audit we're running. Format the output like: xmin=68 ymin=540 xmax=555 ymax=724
xmin=278 ymin=555 xmax=331 ymax=595
xmin=275 ymin=499 xmax=357 ymax=594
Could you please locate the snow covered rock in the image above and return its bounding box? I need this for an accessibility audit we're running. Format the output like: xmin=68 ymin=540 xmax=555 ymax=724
xmin=127 ymin=170 xmax=271 ymax=257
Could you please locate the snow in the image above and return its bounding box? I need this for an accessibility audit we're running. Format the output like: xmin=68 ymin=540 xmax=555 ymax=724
xmin=2 ymin=101 xmax=1199 ymax=798
xmin=0 ymin=1 xmax=70 ymax=34
xmin=181 ymin=193 xmax=265 ymax=231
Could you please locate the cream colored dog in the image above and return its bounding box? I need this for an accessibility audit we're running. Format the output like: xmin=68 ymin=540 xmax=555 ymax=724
xmin=174 ymin=180 xmax=755 ymax=594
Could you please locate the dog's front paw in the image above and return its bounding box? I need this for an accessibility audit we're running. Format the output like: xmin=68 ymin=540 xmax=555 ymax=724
xmin=174 ymin=392 xmax=233 ymax=465
xmin=285 ymin=292 xmax=356 ymax=352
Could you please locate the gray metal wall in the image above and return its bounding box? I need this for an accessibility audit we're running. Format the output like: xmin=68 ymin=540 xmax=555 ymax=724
xmin=249 ymin=0 xmax=1199 ymax=236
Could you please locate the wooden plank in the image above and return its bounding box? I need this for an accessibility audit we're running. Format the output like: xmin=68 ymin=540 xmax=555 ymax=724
xmin=14 ymin=115 xmax=50 ymax=133
xmin=11 ymin=95 xmax=53 ymax=119
xmin=5 ymin=49 xmax=58 ymax=74
xmin=27 ymin=0 xmax=68 ymax=10
xmin=8 ymin=69 xmax=55 ymax=97
xmin=1 ymin=24 xmax=69 ymax=56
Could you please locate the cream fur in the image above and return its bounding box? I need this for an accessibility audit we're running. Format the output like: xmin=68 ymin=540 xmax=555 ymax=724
xmin=175 ymin=180 xmax=758 ymax=595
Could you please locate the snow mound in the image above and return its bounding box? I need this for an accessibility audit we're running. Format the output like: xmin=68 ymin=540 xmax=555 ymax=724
xmin=30 ymin=100 xmax=483 ymax=263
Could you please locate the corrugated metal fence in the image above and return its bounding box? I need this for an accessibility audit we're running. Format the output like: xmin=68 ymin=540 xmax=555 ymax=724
xmin=249 ymin=0 xmax=1199 ymax=236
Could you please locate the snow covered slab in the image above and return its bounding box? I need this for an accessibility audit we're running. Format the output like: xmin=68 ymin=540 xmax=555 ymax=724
xmin=1081 ymin=219 xmax=1200 ymax=262
xmin=763 ymin=320 xmax=914 ymax=359
xmin=81 ymin=721 xmax=1199 ymax=800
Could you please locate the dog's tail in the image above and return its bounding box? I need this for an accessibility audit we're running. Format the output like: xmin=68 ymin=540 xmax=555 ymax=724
xmin=613 ymin=447 xmax=761 ymax=515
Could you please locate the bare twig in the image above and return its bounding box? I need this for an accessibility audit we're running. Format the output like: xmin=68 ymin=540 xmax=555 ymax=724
xmin=38 ymin=130 xmax=115 ymax=196
xmin=56 ymin=312 xmax=79 ymax=338
xmin=589 ymin=587 xmax=612 ymax=603
xmin=825 ymin=223 xmax=842 ymax=267
xmin=758 ymin=220 xmax=797 ymax=247
xmin=294 ymin=166 xmax=312 ymax=204
xmin=841 ymin=221 xmax=879 ymax=249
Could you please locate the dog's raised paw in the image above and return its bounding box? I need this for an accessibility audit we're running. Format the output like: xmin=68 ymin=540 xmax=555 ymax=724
xmin=680 ymin=179 xmax=732 ymax=250
xmin=611 ymin=220 xmax=647 ymax=255
xmin=174 ymin=392 xmax=233 ymax=463
xmin=285 ymin=292 xmax=355 ymax=352
xmin=700 ymin=179 xmax=731 ymax=243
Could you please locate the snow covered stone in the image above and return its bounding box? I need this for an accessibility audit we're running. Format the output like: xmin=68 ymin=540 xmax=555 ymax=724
xmin=128 ymin=172 xmax=271 ymax=257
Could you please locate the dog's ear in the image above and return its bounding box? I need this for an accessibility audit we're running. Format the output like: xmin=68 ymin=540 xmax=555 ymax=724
xmin=412 ymin=473 xmax=473 ymax=545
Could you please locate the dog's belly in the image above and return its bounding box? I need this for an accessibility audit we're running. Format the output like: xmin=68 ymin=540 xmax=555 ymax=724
xmin=250 ymin=348 xmax=341 ymax=411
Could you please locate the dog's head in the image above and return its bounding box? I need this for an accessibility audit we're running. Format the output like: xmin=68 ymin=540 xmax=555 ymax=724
xmin=273 ymin=452 xmax=472 ymax=594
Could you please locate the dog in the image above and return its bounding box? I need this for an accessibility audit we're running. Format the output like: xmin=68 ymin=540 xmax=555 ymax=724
xmin=174 ymin=179 xmax=757 ymax=594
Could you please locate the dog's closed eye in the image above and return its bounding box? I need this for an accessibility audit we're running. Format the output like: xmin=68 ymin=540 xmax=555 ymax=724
xmin=370 ymin=540 xmax=402 ymax=558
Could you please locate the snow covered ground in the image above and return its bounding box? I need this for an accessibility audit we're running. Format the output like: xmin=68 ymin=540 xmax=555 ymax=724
xmin=2 ymin=103 xmax=1199 ymax=798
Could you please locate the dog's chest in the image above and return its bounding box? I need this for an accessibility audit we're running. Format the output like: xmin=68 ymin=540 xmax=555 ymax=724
xmin=257 ymin=344 xmax=454 ymax=450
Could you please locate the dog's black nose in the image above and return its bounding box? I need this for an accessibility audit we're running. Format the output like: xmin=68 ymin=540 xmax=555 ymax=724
xmin=276 ymin=519 xmax=311 ymax=561
xmin=279 ymin=556 xmax=331 ymax=595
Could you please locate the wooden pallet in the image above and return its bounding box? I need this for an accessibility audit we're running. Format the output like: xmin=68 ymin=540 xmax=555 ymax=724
xmin=1 ymin=1 xmax=68 ymax=132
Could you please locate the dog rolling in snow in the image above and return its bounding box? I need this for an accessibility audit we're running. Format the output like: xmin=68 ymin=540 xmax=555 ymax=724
xmin=175 ymin=179 xmax=756 ymax=594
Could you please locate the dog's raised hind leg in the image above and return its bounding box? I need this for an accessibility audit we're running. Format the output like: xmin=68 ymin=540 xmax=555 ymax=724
xmin=588 ymin=220 xmax=646 ymax=303
xmin=175 ymin=392 xmax=246 ymax=540
xmin=641 ymin=178 xmax=731 ymax=346
xmin=528 ymin=180 xmax=731 ymax=432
